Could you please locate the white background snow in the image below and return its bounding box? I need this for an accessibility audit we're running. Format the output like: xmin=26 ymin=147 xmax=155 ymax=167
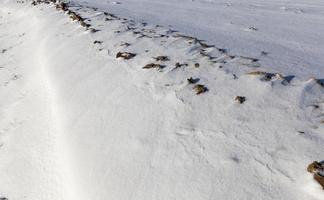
xmin=0 ymin=0 xmax=323 ymax=200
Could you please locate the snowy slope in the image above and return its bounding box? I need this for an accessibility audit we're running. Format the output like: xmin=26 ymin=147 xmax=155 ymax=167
xmin=0 ymin=0 xmax=324 ymax=200
xmin=74 ymin=0 xmax=324 ymax=78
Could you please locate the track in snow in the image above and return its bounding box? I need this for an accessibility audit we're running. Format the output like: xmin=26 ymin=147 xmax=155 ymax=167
xmin=0 ymin=3 xmax=79 ymax=200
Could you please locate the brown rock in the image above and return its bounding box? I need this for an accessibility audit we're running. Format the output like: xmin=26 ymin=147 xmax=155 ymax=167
xmin=116 ymin=52 xmax=136 ymax=60
xmin=193 ymin=84 xmax=208 ymax=95
xmin=307 ymin=161 xmax=324 ymax=189
xmin=314 ymin=173 xmax=324 ymax=189
xmin=235 ymin=96 xmax=246 ymax=104
xmin=154 ymin=56 xmax=169 ymax=62
xmin=143 ymin=63 xmax=164 ymax=69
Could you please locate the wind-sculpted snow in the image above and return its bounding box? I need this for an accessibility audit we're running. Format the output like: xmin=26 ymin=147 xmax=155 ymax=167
xmin=0 ymin=0 xmax=323 ymax=200
xmin=72 ymin=0 xmax=324 ymax=78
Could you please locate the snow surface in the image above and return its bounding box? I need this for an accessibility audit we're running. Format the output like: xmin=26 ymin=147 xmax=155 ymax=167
xmin=0 ymin=0 xmax=324 ymax=200
xmin=74 ymin=0 xmax=324 ymax=78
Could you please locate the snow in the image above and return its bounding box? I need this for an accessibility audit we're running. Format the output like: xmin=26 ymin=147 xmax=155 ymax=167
xmin=73 ymin=0 xmax=324 ymax=78
xmin=0 ymin=0 xmax=323 ymax=200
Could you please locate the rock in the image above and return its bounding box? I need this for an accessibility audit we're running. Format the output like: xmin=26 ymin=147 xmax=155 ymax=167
xmin=93 ymin=40 xmax=102 ymax=44
xmin=69 ymin=12 xmax=82 ymax=21
xmin=193 ymin=84 xmax=208 ymax=95
xmin=308 ymin=161 xmax=323 ymax=173
xmin=143 ymin=63 xmax=164 ymax=69
xmin=80 ymin=21 xmax=91 ymax=28
xmin=154 ymin=56 xmax=169 ymax=62
xmin=235 ymin=96 xmax=246 ymax=104
xmin=89 ymin=28 xmax=100 ymax=33
xmin=314 ymin=173 xmax=324 ymax=189
xmin=175 ymin=62 xmax=181 ymax=68
xmin=116 ymin=52 xmax=136 ymax=60
xmin=175 ymin=62 xmax=187 ymax=68
xmin=307 ymin=161 xmax=324 ymax=189
xmin=56 ymin=2 xmax=68 ymax=11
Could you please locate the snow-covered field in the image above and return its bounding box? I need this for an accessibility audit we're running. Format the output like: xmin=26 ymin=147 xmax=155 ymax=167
xmin=75 ymin=0 xmax=324 ymax=78
xmin=0 ymin=0 xmax=323 ymax=200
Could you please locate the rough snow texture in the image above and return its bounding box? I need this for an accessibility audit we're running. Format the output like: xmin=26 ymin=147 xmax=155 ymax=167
xmin=0 ymin=0 xmax=324 ymax=200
